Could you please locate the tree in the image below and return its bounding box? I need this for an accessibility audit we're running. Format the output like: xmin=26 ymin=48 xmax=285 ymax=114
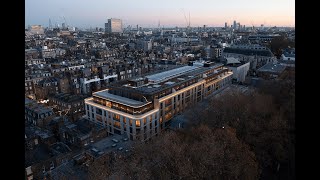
xmin=194 ymin=84 xmax=295 ymax=179
xmin=113 ymin=125 xmax=260 ymax=180
xmin=269 ymin=35 xmax=295 ymax=58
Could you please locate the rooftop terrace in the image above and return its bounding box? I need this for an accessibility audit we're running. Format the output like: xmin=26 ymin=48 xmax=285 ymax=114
xmin=94 ymin=90 xmax=148 ymax=107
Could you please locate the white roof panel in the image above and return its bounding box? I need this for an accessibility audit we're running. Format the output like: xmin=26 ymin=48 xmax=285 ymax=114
xmin=146 ymin=66 xmax=200 ymax=83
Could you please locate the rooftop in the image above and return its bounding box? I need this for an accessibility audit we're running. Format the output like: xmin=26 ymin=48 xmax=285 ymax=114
xmin=105 ymin=63 xmax=225 ymax=96
xmin=146 ymin=66 xmax=200 ymax=83
xmin=25 ymin=98 xmax=35 ymax=105
xmin=225 ymin=57 xmax=241 ymax=65
xmin=50 ymin=142 xmax=72 ymax=155
xmin=50 ymin=93 xmax=86 ymax=103
xmin=257 ymin=62 xmax=286 ymax=74
xmin=25 ymin=125 xmax=54 ymax=140
xmin=25 ymin=102 xmax=53 ymax=115
xmin=25 ymin=144 xmax=51 ymax=167
xmin=94 ymin=90 xmax=147 ymax=107
xmin=223 ymin=47 xmax=273 ymax=57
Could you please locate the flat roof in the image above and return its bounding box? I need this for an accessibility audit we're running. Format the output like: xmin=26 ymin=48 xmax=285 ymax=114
xmin=25 ymin=103 xmax=53 ymax=114
xmin=133 ymin=63 xmax=225 ymax=94
xmin=146 ymin=66 xmax=200 ymax=83
xmin=25 ymin=98 xmax=35 ymax=105
xmin=257 ymin=63 xmax=286 ymax=74
xmin=94 ymin=90 xmax=147 ymax=107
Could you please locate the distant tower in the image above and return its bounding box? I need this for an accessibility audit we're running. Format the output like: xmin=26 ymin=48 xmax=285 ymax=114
xmin=158 ymin=20 xmax=160 ymax=29
xmin=225 ymin=22 xmax=228 ymax=28
xmin=49 ymin=18 xmax=52 ymax=29
xmin=136 ymin=24 xmax=139 ymax=31
xmin=233 ymin=20 xmax=237 ymax=29
xmin=105 ymin=18 xmax=123 ymax=33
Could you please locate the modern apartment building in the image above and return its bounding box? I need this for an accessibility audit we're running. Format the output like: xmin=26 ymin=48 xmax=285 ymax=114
xmin=84 ymin=62 xmax=233 ymax=141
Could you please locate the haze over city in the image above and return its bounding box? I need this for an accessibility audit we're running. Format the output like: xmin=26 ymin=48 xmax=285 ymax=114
xmin=26 ymin=0 xmax=295 ymax=28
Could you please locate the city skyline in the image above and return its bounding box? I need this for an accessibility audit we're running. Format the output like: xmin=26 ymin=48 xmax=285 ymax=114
xmin=26 ymin=0 xmax=295 ymax=28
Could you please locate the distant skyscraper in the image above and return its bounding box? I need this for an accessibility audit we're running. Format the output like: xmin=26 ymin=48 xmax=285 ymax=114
xmin=225 ymin=22 xmax=228 ymax=28
xmin=233 ymin=20 xmax=237 ymax=29
xmin=62 ymin=23 xmax=66 ymax=29
xmin=49 ymin=18 xmax=52 ymax=29
xmin=105 ymin=18 xmax=123 ymax=33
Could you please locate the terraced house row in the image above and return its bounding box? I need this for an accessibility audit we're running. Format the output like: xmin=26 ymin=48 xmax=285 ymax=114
xmin=84 ymin=61 xmax=233 ymax=141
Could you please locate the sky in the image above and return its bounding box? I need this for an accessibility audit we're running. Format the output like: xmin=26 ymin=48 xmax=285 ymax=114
xmin=25 ymin=0 xmax=295 ymax=28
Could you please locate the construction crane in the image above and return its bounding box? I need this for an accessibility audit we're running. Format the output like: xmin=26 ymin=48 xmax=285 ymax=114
xmin=181 ymin=9 xmax=191 ymax=44
xmin=181 ymin=9 xmax=190 ymax=30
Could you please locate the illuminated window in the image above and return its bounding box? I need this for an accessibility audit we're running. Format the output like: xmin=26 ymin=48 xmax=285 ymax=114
xmin=106 ymin=101 xmax=111 ymax=108
xmin=114 ymin=121 xmax=120 ymax=128
xmin=136 ymin=120 xmax=141 ymax=127
xmin=113 ymin=114 xmax=120 ymax=120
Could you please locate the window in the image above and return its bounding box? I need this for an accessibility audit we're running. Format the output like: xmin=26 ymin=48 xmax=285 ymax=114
xmin=114 ymin=121 xmax=120 ymax=128
xmin=113 ymin=114 xmax=120 ymax=120
xmin=136 ymin=120 xmax=141 ymax=127
xmin=96 ymin=108 xmax=102 ymax=115
xmin=96 ymin=116 xmax=102 ymax=122
xmin=34 ymin=139 xmax=38 ymax=145
xmin=106 ymin=101 xmax=111 ymax=108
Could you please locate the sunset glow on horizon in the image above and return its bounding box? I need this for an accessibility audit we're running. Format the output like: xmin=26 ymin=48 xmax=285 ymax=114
xmin=26 ymin=0 xmax=295 ymax=28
